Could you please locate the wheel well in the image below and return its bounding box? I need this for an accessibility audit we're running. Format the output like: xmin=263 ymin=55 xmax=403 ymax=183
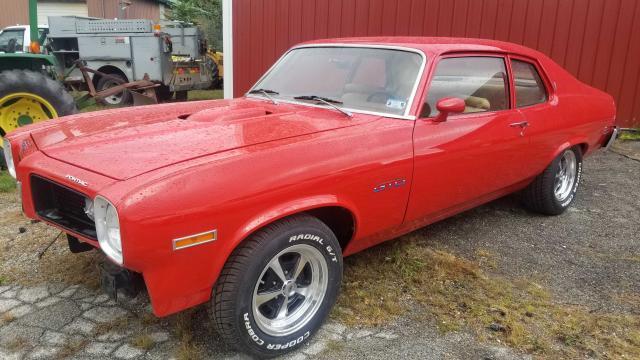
xmin=304 ymin=206 xmax=356 ymax=251
xmin=576 ymin=143 xmax=588 ymax=155
xmin=92 ymin=66 xmax=127 ymax=89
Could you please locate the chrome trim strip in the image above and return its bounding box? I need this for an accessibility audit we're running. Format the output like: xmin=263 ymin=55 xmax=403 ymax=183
xmin=604 ymin=126 xmax=618 ymax=151
xmin=246 ymin=43 xmax=427 ymax=121
xmin=172 ymin=229 xmax=218 ymax=251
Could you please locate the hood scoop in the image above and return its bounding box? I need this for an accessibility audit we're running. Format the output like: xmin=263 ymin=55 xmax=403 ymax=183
xmin=182 ymin=107 xmax=273 ymax=122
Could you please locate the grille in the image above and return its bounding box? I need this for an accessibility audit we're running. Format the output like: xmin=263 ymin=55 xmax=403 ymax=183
xmin=31 ymin=175 xmax=97 ymax=240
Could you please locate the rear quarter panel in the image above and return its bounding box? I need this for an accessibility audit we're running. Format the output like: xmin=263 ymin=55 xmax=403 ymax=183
xmin=527 ymin=54 xmax=616 ymax=172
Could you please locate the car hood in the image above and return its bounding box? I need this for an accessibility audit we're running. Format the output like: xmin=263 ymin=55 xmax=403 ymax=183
xmin=31 ymin=98 xmax=366 ymax=180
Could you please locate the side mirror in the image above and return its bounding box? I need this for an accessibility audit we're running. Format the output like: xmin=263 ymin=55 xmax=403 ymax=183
xmin=433 ymin=97 xmax=465 ymax=122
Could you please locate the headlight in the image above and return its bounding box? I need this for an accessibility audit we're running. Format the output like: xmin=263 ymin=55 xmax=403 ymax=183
xmin=94 ymin=196 xmax=123 ymax=264
xmin=3 ymin=138 xmax=16 ymax=179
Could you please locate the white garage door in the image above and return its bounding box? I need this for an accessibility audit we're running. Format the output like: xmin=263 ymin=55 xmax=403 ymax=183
xmin=37 ymin=1 xmax=89 ymax=25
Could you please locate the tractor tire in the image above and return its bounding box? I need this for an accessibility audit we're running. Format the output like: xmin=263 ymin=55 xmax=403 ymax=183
xmin=96 ymin=73 xmax=132 ymax=106
xmin=0 ymin=69 xmax=77 ymax=136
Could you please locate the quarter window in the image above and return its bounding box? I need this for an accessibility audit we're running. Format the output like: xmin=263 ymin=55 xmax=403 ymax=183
xmin=421 ymin=56 xmax=509 ymax=117
xmin=512 ymin=59 xmax=548 ymax=107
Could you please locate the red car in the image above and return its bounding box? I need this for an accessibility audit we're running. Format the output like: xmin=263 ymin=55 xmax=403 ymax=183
xmin=4 ymin=37 xmax=617 ymax=357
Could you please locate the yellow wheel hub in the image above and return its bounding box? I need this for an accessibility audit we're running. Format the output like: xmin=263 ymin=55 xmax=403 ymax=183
xmin=0 ymin=92 xmax=58 ymax=134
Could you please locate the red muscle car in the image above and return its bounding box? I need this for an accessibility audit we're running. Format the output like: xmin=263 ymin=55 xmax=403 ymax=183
xmin=4 ymin=37 xmax=617 ymax=357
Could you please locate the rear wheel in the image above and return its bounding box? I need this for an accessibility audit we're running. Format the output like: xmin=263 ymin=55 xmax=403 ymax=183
xmin=96 ymin=73 xmax=132 ymax=106
xmin=211 ymin=215 xmax=342 ymax=358
xmin=522 ymin=147 xmax=583 ymax=215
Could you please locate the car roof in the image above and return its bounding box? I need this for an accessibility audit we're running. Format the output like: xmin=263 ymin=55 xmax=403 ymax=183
xmin=300 ymin=36 xmax=545 ymax=59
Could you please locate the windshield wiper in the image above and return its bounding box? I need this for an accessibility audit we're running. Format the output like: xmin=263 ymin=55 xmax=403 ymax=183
xmin=293 ymin=95 xmax=353 ymax=117
xmin=248 ymin=88 xmax=279 ymax=105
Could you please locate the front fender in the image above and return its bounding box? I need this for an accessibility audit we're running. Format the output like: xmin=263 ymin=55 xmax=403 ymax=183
xmin=231 ymin=194 xmax=360 ymax=252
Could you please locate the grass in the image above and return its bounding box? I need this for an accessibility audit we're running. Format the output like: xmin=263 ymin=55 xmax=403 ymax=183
xmin=334 ymin=235 xmax=640 ymax=358
xmin=173 ymin=310 xmax=202 ymax=360
xmin=130 ymin=334 xmax=155 ymax=350
xmin=188 ymin=89 xmax=223 ymax=101
xmin=93 ymin=315 xmax=133 ymax=337
xmin=1 ymin=312 xmax=16 ymax=325
xmin=55 ymin=338 xmax=88 ymax=359
xmin=619 ymin=129 xmax=640 ymax=141
xmin=5 ymin=336 xmax=30 ymax=352
xmin=0 ymin=170 xmax=16 ymax=193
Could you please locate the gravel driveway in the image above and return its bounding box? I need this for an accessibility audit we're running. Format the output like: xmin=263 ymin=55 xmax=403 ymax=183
xmin=0 ymin=143 xmax=638 ymax=359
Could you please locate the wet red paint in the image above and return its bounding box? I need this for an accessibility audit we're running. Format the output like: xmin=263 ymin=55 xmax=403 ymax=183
xmin=6 ymin=38 xmax=616 ymax=317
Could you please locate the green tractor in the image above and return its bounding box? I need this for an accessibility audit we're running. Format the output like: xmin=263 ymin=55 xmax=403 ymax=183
xmin=0 ymin=0 xmax=76 ymax=166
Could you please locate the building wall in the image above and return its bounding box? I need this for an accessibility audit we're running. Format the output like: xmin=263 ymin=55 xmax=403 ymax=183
xmin=232 ymin=0 xmax=640 ymax=127
xmin=0 ymin=0 xmax=29 ymax=28
xmin=0 ymin=0 xmax=162 ymax=28
xmin=87 ymin=0 xmax=160 ymax=21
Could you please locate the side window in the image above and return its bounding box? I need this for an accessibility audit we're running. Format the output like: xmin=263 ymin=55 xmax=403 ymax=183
xmin=512 ymin=59 xmax=548 ymax=107
xmin=0 ymin=29 xmax=25 ymax=52
xmin=421 ymin=56 xmax=509 ymax=118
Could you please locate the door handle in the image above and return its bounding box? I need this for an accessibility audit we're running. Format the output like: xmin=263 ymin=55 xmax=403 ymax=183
xmin=509 ymin=121 xmax=529 ymax=136
xmin=509 ymin=121 xmax=529 ymax=128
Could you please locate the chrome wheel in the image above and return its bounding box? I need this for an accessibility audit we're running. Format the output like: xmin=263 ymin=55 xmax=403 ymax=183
xmin=252 ymin=244 xmax=328 ymax=337
xmin=554 ymin=150 xmax=577 ymax=202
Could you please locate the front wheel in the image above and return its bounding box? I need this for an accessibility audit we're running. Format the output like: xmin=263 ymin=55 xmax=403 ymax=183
xmin=522 ymin=147 xmax=583 ymax=215
xmin=211 ymin=215 xmax=342 ymax=358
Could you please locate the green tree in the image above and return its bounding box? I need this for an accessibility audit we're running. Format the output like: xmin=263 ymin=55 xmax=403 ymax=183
xmin=168 ymin=0 xmax=223 ymax=50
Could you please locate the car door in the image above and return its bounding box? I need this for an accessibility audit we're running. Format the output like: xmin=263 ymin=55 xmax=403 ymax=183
xmin=405 ymin=54 xmax=532 ymax=226
xmin=508 ymin=56 xmax=560 ymax=177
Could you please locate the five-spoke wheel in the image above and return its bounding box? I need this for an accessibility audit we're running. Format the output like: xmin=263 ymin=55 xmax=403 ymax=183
xmin=211 ymin=215 xmax=342 ymax=358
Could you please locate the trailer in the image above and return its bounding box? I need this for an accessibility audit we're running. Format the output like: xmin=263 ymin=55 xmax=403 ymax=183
xmin=47 ymin=16 xmax=214 ymax=105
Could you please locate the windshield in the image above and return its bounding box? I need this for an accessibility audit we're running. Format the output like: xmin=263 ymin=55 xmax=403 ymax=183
xmin=251 ymin=46 xmax=423 ymax=116
xmin=0 ymin=29 xmax=24 ymax=52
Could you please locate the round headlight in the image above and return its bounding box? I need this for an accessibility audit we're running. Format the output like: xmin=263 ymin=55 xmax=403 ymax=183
xmin=3 ymin=138 xmax=16 ymax=179
xmin=94 ymin=196 xmax=122 ymax=264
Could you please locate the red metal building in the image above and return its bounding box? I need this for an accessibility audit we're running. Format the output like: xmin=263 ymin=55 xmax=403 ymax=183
xmin=224 ymin=0 xmax=640 ymax=127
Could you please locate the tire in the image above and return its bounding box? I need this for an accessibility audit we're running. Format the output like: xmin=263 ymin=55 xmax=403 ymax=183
xmin=522 ymin=146 xmax=583 ymax=215
xmin=0 ymin=149 xmax=6 ymax=170
xmin=156 ymin=85 xmax=172 ymax=103
xmin=0 ymin=70 xmax=77 ymax=136
xmin=0 ymin=70 xmax=78 ymax=165
xmin=211 ymin=214 xmax=343 ymax=358
xmin=96 ymin=73 xmax=132 ymax=106
xmin=174 ymin=90 xmax=188 ymax=101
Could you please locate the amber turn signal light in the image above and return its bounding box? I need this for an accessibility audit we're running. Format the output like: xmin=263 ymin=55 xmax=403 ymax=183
xmin=29 ymin=41 xmax=40 ymax=54
xmin=172 ymin=230 xmax=217 ymax=250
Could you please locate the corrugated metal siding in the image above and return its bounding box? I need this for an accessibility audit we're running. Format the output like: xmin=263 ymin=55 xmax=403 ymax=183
xmin=0 ymin=0 xmax=161 ymax=28
xmin=233 ymin=0 xmax=640 ymax=127
xmin=87 ymin=0 xmax=160 ymax=20
xmin=0 ymin=0 xmax=29 ymax=28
